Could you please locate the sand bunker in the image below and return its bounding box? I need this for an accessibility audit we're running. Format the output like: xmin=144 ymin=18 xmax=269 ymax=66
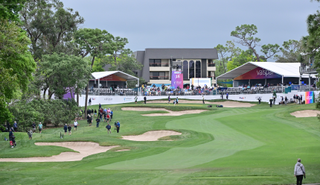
xmin=290 ymin=110 xmax=320 ymax=118
xmin=122 ymin=107 xmax=206 ymax=116
xmin=0 ymin=142 xmax=117 ymax=162
xmin=122 ymin=130 xmax=182 ymax=141
xmin=149 ymin=100 xmax=255 ymax=107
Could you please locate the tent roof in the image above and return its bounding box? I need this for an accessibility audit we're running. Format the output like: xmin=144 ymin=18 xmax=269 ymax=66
xmin=91 ymin=71 xmax=139 ymax=81
xmin=217 ymin=62 xmax=312 ymax=80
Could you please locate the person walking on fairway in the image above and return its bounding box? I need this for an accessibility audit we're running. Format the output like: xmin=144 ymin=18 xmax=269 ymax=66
xmin=68 ymin=124 xmax=72 ymax=135
xmin=269 ymin=98 xmax=273 ymax=107
xmin=134 ymin=96 xmax=138 ymax=104
xmin=89 ymin=98 xmax=91 ymax=105
xmin=168 ymin=95 xmax=171 ymax=104
xmin=226 ymin=92 xmax=229 ymax=100
xmin=116 ymin=121 xmax=120 ymax=133
xmin=74 ymin=119 xmax=78 ymax=131
xmin=144 ymin=96 xmax=147 ymax=104
xmin=294 ymin=158 xmax=306 ymax=185
xmin=202 ymin=95 xmax=205 ymax=104
xmin=96 ymin=117 xmax=100 ymax=127
xmin=38 ymin=122 xmax=43 ymax=133
xmin=106 ymin=123 xmax=111 ymax=134
xmin=64 ymin=124 xmax=68 ymax=135
xmin=27 ymin=129 xmax=33 ymax=140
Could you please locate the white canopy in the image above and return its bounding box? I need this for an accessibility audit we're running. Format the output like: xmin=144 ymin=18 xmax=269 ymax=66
xmin=91 ymin=71 xmax=139 ymax=81
xmin=217 ymin=62 xmax=314 ymax=80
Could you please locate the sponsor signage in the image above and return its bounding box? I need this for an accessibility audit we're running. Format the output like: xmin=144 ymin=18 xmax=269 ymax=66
xmin=234 ymin=67 xmax=282 ymax=80
xmin=305 ymin=91 xmax=314 ymax=104
xmin=190 ymin=78 xmax=212 ymax=87
xmin=171 ymin=71 xmax=183 ymax=89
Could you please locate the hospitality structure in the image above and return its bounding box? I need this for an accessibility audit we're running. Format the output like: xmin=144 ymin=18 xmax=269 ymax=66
xmin=133 ymin=48 xmax=218 ymax=86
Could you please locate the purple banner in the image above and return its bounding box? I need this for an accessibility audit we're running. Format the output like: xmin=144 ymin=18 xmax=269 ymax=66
xmin=63 ymin=87 xmax=75 ymax=100
xmin=171 ymin=71 xmax=183 ymax=89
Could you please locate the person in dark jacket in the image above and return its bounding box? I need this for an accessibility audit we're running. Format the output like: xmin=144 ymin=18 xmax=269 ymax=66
xmin=96 ymin=117 xmax=101 ymax=127
xmin=64 ymin=124 xmax=68 ymax=134
xmin=116 ymin=121 xmax=120 ymax=133
xmin=106 ymin=123 xmax=111 ymax=134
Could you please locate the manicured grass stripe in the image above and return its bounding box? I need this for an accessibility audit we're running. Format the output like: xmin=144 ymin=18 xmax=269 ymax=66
xmin=96 ymin=113 xmax=264 ymax=170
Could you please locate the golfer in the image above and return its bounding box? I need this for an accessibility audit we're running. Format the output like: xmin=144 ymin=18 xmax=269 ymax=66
xmin=294 ymin=158 xmax=305 ymax=185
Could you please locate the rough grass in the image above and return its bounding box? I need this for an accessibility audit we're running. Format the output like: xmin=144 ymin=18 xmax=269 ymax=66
xmin=0 ymin=102 xmax=319 ymax=185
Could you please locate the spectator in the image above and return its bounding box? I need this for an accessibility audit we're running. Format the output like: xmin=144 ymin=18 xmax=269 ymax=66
xmin=106 ymin=123 xmax=111 ymax=134
xmin=96 ymin=117 xmax=100 ymax=127
xmin=27 ymin=129 xmax=33 ymax=140
xmin=13 ymin=121 xmax=18 ymax=132
xmin=116 ymin=121 xmax=120 ymax=133
xmin=32 ymin=122 xmax=36 ymax=133
xmin=74 ymin=119 xmax=78 ymax=130
xmin=38 ymin=122 xmax=43 ymax=133
xmin=68 ymin=124 xmax=72 ymax=135
xmin=64 ymin=124 xmax=68 ymax=135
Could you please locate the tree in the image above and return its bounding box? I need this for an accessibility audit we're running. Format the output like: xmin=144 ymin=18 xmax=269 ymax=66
xmin=231 ymin=24 xmax=262 ymax=61
xmin=9 ymin=98 xmax=79 ymax=128
xmin=0 ymin=0 xmax=26 ymax=21
xmin=215 ymin=41 xmax=241 ymax=76
xmin=260 ymin=44 xmax=280 ymax=60
xmin=231 ymin=24 xmax=280 ymax=61
xmin=275 ymin=40 xmax=304 ymax=63
xmin=74 ymin=28 xmax=116 ymax=116
xmin=20 ymin=0 xmax=84 ymax=61
xmin=226 ymin=50 xmax=256 ymax=71
xmin=39 ymin=53 xmax=91 ymax=99
xmin=0 ymin=19 xmax=36 ymax=123
xmin=110 ymin=37 xmax=128 ymax=70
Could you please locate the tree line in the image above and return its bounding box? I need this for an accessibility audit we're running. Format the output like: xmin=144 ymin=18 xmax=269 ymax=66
xmin=0 ymin=0 xmax=142 ymax=131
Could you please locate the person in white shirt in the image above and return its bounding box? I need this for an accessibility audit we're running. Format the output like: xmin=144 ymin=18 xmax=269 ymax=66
xmin=294 ymin=158 xmax=305 ymax=185
xmin=74 ymin=119 xmax=78 ymax=130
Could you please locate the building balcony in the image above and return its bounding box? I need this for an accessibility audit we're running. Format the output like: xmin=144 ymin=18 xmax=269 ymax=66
xmin=207 ymin=66 xmax=216 ymax=71
xmin=299 ymin=65 xmax=317 ymax=74
xmin=150 ymin=67 xmax=170 ymax=71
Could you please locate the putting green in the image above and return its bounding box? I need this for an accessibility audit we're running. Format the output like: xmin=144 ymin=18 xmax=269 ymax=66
xmin=97 ymin=109 xmax=264 ymax=170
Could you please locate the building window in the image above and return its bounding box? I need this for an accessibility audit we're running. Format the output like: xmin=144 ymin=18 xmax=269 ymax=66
xmin=150 ymin=72 xmax=169 ymax=80
xmin=189 ymin=60 xmax=194 ymax=78
xmin=196 ymin=61 xmax=201 ymax=78
xmin=208 ymin=59 xmax=215 ymax=67
xmin=183 ymin=60 xmax=188 ymax=80
xmin=149 ymin=59 xmax=161 ymax=67
xmin=161 ymin=59 xmax=169 ymax=67
xmin=208 ymin=71 xmax=215 ymax=79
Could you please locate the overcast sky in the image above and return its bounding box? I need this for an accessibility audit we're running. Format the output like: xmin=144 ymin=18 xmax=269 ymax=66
xmin=61 ymin=0 xmax=319 ymax=56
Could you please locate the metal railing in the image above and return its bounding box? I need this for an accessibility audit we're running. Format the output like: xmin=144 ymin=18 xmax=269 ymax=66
xmin=299 ymin=66 xmax=317 ymax=74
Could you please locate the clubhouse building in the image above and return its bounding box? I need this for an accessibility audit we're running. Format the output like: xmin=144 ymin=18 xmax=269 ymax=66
xmin=133 ymin=48 xmax=218 ymax=86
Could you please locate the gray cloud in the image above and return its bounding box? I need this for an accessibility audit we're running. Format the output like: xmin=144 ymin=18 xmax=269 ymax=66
xmin=61 ymin=0 xmax=319 ymax=55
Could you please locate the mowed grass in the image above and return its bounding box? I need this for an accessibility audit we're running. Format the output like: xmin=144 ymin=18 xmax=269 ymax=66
xmin=0 ymin=101 xmax=319 ymax=185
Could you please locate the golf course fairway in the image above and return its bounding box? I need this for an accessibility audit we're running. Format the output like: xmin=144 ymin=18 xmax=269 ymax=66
xmin=0 ymin=101 xmax=319 ymax=185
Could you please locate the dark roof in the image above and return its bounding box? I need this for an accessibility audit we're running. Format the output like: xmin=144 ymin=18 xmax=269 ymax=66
xmin=143 ymin=48 xmax=218 ymax=59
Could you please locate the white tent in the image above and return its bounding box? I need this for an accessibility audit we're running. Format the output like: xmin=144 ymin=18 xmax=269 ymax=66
xmin=91 ymin=71 xmax=139 ymax=89
xmin=217 ymin=62 xmax=316 ymax=86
